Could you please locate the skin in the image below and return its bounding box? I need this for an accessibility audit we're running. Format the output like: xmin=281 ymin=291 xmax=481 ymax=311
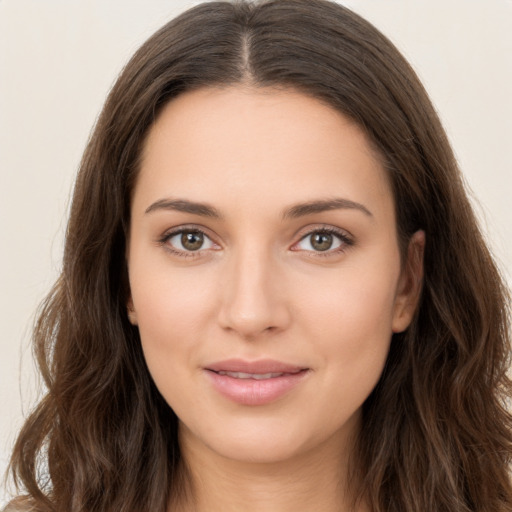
xmin=127 ymin=86 xmax=424 ymax=512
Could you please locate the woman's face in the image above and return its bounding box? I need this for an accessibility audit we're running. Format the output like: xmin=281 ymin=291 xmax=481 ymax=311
xmin=127 ymin=86 xmax=423 ymax=464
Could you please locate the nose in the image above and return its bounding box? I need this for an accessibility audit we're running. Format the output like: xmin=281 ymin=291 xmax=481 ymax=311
xmin=217 ymin=246 xmax=291 ymax=339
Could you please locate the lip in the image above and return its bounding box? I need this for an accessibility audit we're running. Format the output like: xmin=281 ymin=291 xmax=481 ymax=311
xmin=204 ymin=359 xmax=310 ymax=406
xmin=206 ymin=358 xmax=306 ymax=374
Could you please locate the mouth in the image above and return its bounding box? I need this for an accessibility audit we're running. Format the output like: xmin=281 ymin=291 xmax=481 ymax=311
xmin=204 ymin=359 xmax=310 ymax=405
xmin=212 ymin=370 xmax=302 ymax=380
xmin=205 ymin=358 xmax=307 ymax=375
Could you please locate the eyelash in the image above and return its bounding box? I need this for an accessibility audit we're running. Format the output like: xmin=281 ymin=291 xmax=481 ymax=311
xmin=158 ymin=226 xmax=218 ymax=259
xmin=158 ymin=225 xmax=354 ymax=259
xmin=293 ymin=226 xmax=354 ymax=258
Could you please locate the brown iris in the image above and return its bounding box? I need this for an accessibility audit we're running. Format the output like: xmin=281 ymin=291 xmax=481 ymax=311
xmin=181 ymin=231 xmax=204 ymax=251
xmin=310 ymin=232 xmax=333 ymax=251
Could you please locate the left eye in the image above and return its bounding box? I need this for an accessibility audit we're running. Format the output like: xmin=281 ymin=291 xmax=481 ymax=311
xmin=167 ymin=230 xmax=215 ymax=252
xmin=295 ymin=231 xmax=345 ymax=252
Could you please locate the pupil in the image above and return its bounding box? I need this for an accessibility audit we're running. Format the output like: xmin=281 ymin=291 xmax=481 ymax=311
xmin=182 ymin=231 xmax=204 ymax=251
xmin=311 ymin=233 xmax=332 ymax=251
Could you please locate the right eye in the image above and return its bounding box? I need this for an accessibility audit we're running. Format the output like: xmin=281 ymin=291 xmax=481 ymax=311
xmin=161 ymin=229 xmax=217 ymax=256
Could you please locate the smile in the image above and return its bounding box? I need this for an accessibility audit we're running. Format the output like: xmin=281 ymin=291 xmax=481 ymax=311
xmin=215 ymin=371 xmax=297 ymax=380
xmin=204 ymin=359 xmax=310 ymax=405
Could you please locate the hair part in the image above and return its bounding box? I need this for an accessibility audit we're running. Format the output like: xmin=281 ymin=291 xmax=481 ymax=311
xmin=8 ymin=1 xmax=512 ymax=511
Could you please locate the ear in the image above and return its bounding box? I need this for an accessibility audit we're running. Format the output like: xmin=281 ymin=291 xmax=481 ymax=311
xmin=392 ymin=230 xmax=425 ymax=333
xmin=126 ymin=295 xmax=138 ymax=326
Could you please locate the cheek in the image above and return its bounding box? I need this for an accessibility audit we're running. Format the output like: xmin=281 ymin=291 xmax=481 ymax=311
xmin=300 ymin=257 xmax=399 ymax=339
xmin=297 ymin=257 xmax=400 ymax=398
xmin=130 ymin=238 xmax=400 ymax=414
xmin=129 ymin=257 xmax=219 ymax=383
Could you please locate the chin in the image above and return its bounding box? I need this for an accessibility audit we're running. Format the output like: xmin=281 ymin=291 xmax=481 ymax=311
xmin=209 ymin=433 xmax=311 ymax=465
xmin=180 ymin=412 xmax=351 ymax=466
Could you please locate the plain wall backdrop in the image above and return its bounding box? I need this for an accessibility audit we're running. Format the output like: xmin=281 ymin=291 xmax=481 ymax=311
xmin=1 ymin=0 xmax=511 ymax=503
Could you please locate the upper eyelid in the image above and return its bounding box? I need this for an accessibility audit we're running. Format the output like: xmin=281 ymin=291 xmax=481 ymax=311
xmin=292 ymin=228 xmax=352 ymax=249
xmin=161 ymin=224 xmax=215 ymax=240
xmin=158 ymin=225 xmax=218 ymax=251
xmin=159 ymin=227 xmax=218 ymax=258
xmin=294 ymin=224 xmax=353 ymax=241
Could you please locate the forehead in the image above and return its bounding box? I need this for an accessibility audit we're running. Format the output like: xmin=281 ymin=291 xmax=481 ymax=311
xmin=135 ymin=86 xmax=394 ymax=221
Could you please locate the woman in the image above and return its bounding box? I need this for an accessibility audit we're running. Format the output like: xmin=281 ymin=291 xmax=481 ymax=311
xmin=6 ymin=0 xmax=512 ymax=511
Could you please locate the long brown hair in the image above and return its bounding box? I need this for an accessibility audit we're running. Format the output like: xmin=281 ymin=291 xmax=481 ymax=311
xmin=7 ymin=1 xmax=512 ymax=511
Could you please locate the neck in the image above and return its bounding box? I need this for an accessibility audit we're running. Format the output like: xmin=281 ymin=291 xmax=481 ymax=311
xmin=171 ymin=421 xmax=368 ymax=512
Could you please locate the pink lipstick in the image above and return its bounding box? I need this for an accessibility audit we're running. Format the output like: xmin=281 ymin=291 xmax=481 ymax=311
xmin=204 ymin=359 xmax=309 ymax=406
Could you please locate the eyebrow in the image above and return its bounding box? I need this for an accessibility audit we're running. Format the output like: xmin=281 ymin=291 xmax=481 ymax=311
xmin=145 ymin=198 xmax=223 ymax=218
xmin=144 ymin=197 xmax=372 ymax=220
xmin=282 ymin=198 xmax=373 ymax=219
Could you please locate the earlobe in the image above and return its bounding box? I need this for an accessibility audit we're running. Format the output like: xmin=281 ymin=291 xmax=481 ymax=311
xmin=127 ymin=297 xmax=138 ymax=326
xmin=392 ymin=230 xmax=425 ymax=333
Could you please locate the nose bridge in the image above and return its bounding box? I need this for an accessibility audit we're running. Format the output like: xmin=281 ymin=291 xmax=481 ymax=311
xmin=218 ymin=240 xmax=289 ymax=337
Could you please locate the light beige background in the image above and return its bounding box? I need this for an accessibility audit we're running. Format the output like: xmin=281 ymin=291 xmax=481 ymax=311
xmin=1 ymin=0 xmax=511 ymax=503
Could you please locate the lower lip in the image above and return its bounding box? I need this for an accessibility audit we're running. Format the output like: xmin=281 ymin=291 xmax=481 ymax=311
xmin=205 ymin=370 xmax=309 ymax=406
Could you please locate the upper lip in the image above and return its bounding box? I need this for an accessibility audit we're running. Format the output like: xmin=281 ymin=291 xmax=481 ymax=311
xmin=205 ymin=359 xmax=307 ymax=374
